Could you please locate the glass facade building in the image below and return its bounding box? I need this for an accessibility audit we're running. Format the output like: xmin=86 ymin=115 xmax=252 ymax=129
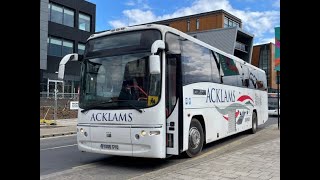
xmin=40 ymin=0 xmax=96 ymax=93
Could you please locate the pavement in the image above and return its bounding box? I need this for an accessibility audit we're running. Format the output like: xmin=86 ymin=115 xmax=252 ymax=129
xmin=40 ymin=118 xmax=77 ymax=138
xmin=40 ymin=119 xmax=280 ymax=180
xmin=130 ymin=124 xmax=280 ymax=180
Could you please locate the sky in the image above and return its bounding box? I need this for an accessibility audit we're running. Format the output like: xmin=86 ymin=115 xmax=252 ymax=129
xmin=87 ymin=0 xmax=280 ymax=45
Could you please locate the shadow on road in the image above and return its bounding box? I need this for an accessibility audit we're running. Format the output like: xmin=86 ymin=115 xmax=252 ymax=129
xmin=84 ymin=118 xmax=277 ymax=171
xmin=91 ymin=129 xmax=256 ymax=170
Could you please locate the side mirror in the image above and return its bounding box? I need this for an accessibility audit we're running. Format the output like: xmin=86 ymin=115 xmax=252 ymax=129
xmin=151 ymin=40 xmax=165 ymax=54
xmin=58 ymin=53 xmax=80 ymax=79
xmin=149 ymin=40 xmax=165 ymax=75
xmin=149 ymin=55 xmax=161 ymax=74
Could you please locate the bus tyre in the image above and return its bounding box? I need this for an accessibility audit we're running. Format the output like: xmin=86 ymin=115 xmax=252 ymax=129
xmin=250 ymin=112 xmax=258 ymax=134
xmin=185 ymin=118 xmax=204 ymax=158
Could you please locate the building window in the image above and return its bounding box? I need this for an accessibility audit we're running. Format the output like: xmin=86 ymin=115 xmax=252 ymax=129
xmin=196 ymin=19 xmax=200 ymax=30
xmin=224 ymin=16 xmax=239 ymax=28
xmin=78 ymin=43 xmax=85 ymax=55
xmin=79 ymin=13 xmax=91 ymax=32
xmin=50 ymin=4 xmax=63 ymax=24
xmin=63 ymin=8 xmax=74 ymax=27
xmin=48 ymin=37 xmax=74 ymax=57
xmin=48 ymin=37 xmax=62 ymax=57
xmin=48 ymin=3 xmax=74 ymax=27
xmin=187 ymin=20 xmax=190 ymax=32
xmin=258 ymin=45 xmax=270 ymax=87
xmin=62 ymin=40 xmax=74 ymax=56
xmin=228 ymin=20 xmax=233 ymax=27
xmin=224 ymin=16 xmax=228 ymax=28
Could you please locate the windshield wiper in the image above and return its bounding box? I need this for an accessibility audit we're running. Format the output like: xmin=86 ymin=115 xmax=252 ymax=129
xmin=126 ymin=102 xmax=143 ymax=113
xmin=81 ymin=105 xmax=111 ymax=113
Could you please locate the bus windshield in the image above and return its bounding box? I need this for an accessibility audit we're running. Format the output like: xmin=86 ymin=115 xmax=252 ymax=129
xmin=85 ymin=30 xmax=162 ymax=57
xmin=80 ymin=52 xmax=161 ymax=110
xmin=79 ymin=30 xmax=162 ymax=110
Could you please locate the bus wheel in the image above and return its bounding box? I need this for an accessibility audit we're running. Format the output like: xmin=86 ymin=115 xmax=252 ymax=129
xmin=186 ymin=118 xmax=204 ymax=158
xmin=250 ymin=111 xmax=258 ymax=134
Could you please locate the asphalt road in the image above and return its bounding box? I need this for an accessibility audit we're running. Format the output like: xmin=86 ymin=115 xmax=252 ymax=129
xmin=40 ymin=116 xmax=279 ymax=178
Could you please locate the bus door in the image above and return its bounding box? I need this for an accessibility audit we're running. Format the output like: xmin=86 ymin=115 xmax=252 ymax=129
xmin=165 ymin=54 xmax=182 ymax=155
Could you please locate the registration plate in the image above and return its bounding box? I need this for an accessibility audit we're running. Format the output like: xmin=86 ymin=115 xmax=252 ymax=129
xmin=100 ymin=144 xmax=119 ymax=150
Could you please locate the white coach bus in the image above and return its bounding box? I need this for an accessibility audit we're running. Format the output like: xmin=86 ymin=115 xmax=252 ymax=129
xmin=58 ymin=24 xmax=268 ymax=158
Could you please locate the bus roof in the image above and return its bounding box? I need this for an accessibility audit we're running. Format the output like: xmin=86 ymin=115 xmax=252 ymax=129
xmin=88 ymin=24 xmax=264 ymax=74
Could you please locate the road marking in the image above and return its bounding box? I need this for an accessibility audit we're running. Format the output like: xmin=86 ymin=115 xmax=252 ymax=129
xmin=40 ymin=144 xmax=77 ymax=151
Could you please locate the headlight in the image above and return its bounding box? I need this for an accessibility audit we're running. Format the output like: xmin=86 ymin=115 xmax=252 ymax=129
xmin=140 ymin=130 xmax=147 ymax=136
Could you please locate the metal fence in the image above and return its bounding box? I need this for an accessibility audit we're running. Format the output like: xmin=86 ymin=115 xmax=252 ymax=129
xmin=40 ymin=92 xmax=79 ymax=99
xmin=40 ymin=92 xmax=79 ymax=120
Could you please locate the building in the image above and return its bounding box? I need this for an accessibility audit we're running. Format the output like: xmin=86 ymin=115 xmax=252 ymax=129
xmin=152 ymin=9 xmax=253 ymax=63
xmin=188 ymin=27 xmax=253 ymax=63
xmin=40 ymin=0 xmax=96 ymax=93
xmin=154 ymin=9 xmax=242 ymax=32
xmin=251 ymin=43 xmax=279 ymax=92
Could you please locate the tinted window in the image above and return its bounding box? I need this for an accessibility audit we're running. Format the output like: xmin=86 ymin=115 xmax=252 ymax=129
xmin=224 ymin=17 xmax=228 ymax=28
xmin=48 ymin=37 xmax=62 ymax=57
xmin=249 ymin=69 xmax=267 ymax=91
xmin=86 ymin=30 xmax=161 ymax=57
xmin=79 ymin=13 xmax=91 ymax=32
xmin=241 ymin=66 xmax=250 ymax=88
xmin=49 ymin=3 xmax=75 ymax=27
xmin=48 ymin=37 xmax=74 ymax=57
xmin=217 ymin=53 xmax=240 ymax=86
xmin=257 ymin=71 xmax=267 ymax=91
xmin=63 ymin=8 xmax=74 ymax=27
xmin=181 ymin=39 xmax=212 ymax=85
xmin=210 ymin=51 xmax=221 ymax=83
xmin=165 ymin=33 xmax=181 ymax=116
xmin=235 ymin=62 xmax=243 ymax=86
xmin=78 ymin=43 xmax=85 ymax=55
xmin=166 ymin=57 xmax=177 ymax=116
xmin=166 ymin=33 xmax=181 ymax=54
xmin=62 ymin=40 xmax=74 ymax=56
xmin=248 ymin=69 xmax=259 ymax=89
xmin=51 ymin=4 xmax=63 ymax=24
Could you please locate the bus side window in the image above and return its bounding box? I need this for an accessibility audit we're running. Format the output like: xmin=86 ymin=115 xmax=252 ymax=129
xmin=181 ymin=38 xmax=212 ymax=85
xmin=248 ymin=70 xmax=258 ymax=89
xmin=257 ymin=72 xmax=267 ymax=91
xmin=242 ymin=66 xmax=250 ymax=87
xmin=210 ymin=51 xmax=221 ymax=83
xmin=235 ymin=62 xmax=243 ymax=87
xmin=218 ymin=53 xmax=240 ymax=87
xmin=165 ymin=33 xmax=181 ymax=116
